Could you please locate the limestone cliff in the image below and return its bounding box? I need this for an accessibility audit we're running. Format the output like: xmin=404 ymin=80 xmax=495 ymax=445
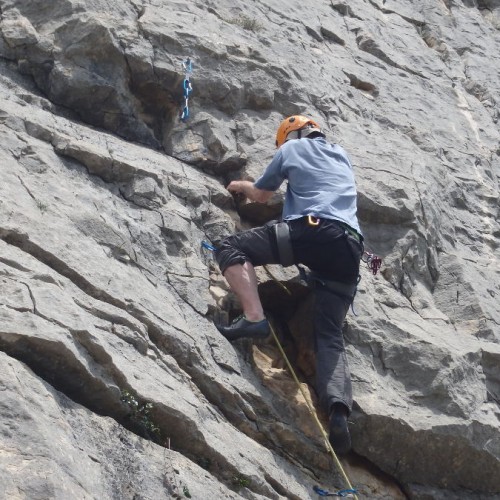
xmin=0 ymin=1 xmax=499 ymax=499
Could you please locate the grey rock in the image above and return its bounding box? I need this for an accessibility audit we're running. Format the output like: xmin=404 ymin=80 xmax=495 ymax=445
xmin=0 ymin=0 xmax=499 ymax=498
xmin=0 ymin=352 xmax=241 ymax=500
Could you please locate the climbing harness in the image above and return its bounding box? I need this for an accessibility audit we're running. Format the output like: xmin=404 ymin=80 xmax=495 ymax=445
xmin=272 ymin=218 xmax=365 ymax=305
xmin=314 ymin=485 xmax=358 ymax=497
xmin=273 ymin=221 xmax=295 ymax=267
xmin=268 ymin=321 xmax=359 ymax=499
xmin=180 ymin=58 xmax=193 ymax=122
xmin=298 ymin=266 xmax=358 ymax=301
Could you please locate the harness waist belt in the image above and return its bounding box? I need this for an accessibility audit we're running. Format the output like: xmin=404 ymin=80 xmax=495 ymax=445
xmin=336 ymin=221 xmax=363 ymax=244
xmin=311 ymin=275 xmax=358 ymax=299
xmin=302 ymin=216 xmax=362 ymax=244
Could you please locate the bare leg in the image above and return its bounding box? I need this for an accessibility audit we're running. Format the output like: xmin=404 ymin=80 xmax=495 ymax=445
xmin=223 ymin=262 xmax=265 ymax=321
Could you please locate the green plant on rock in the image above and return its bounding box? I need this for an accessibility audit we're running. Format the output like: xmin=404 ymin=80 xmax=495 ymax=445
xmin=228 ymin=14 xmax=263 ymax=32
xmin=232 ymin=473 xmax=251 ymax=490
xmin=36 ymin=200 xmax=48 ymax=213
xmin=120 ymin=389 xmax=161 ymax=442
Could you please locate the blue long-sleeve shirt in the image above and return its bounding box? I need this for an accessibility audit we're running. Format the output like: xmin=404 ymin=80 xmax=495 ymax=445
xmin=254 ymin=137 xmax=361 ymax=233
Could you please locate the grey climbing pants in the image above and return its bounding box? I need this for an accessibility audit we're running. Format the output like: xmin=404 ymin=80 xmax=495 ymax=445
xmin=215 ymin=217 xmax=363 ymax=415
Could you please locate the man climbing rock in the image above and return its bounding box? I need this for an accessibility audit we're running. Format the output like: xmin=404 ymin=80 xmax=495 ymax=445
xmin=214 ymin=115 xmax=363 ymax=456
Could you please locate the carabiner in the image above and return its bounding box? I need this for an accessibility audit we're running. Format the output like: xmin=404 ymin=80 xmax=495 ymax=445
xmin=182 ymin=58 xmax=192 ymax=74
xmin=307 ymin=215 xmax=320 ymax=226
xmin=180 ymin=105 xmax=189 ymax=121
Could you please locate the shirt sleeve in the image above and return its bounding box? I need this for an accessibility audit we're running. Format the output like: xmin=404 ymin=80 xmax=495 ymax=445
xmin=254 ymin=149 xmax=286 ymax=191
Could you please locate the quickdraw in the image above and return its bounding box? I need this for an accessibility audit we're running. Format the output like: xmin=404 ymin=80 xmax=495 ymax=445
xmin=362 ymin=251 xmax=382 ymax=275
xmin=201 ymin=240 xmax=216 ymax=251
xmin=180 ymin=58 xmax=193 ymax=122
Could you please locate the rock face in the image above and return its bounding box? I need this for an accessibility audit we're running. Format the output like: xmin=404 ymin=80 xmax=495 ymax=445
xmin=0 ymin=0 xmax=499 ymax=499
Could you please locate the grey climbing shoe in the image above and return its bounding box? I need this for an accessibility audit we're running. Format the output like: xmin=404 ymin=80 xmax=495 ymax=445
xmin=329 ymin=403 xmax=351 ymax=456
xmin=217 ymin=315 xmax=270 ymax=341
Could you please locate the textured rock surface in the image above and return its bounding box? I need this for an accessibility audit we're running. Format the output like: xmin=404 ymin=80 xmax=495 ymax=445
xmin=0 ymin=0 xmax=499 ymax=498
xmin=0 ymin=352 xmax=241 ymax=500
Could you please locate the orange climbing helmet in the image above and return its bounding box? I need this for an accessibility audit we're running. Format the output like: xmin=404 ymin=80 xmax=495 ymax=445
xmin=275 ymin=115 xmax=323 ymax=148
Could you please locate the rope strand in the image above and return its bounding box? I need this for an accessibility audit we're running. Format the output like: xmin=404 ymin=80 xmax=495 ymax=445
xmin=268 ymin=322 xmax=358 ymax=499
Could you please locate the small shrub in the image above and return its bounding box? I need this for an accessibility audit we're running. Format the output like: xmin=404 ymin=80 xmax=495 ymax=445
xmin=36 ymin=200 xmax=48 ymax=213
xmin=228 ymin=15 xmax=263 ymax=32
xmin=120 ymin=389 xmax=161 ymax=442
xmin=232 ymin=473 xmax=251 ymax=489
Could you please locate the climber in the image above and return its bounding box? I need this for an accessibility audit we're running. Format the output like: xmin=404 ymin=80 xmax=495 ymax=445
xmin=214 ymin=115 xmax=363 ymax=456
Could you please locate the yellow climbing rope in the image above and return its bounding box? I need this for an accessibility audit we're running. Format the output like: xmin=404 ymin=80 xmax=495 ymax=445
xmin=268 ymin=323 xmax=357 ymax=499
xmin=263 ymin=265 xmax=292 ymax=296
